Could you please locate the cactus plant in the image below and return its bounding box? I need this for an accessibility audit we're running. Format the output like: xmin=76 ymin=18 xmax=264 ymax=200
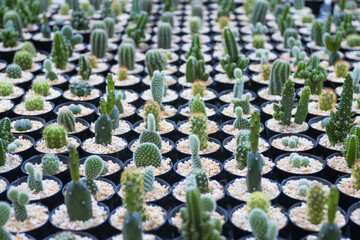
xmin=337 ymin=13 xmax=356 ymax=38
xmin=234 ymin=130 xmax=251 ymax=169
xmin=55 ymin=232 xmax=76 ymax=240
xmin=190 ymin=112 xmax=208 ymax=151
xmin=141 ymin=166 xmax=154 ymax=193
xmin=185 ymin=34 xmax=203 ymax=61
xmin=246 ymin=191 xmax=271 ymax=213
xmin=334 ymin=60 xmax=350 ymax=78
xmin=250 ymin=0 xmax=268 ymax=24
xmin=291 ymin=46 xmax=306 ymax=66
xmin=319 ymin=89 xmax=337 ymax=111
xmin=7 ymin=139 xmax=21 ymax=153
xmin=233 ymin=107 xmax=251 ymax=131
xmin=343 ymin=126 xmax=360 ymax=168
xmin=81 ymin=155 xmax=103 ymax=195
xmin=42 ymin=154 xmax=60 ymax=175
xmin=252 ymin=34 xmax=265 ymax=49
xmin=118 ymin=43 xmax=135 ymax=71
xmin=78 ymin=55 xmax=92 ymax=81
xmin=32 ymin=78 xmax=50 ymax=96
xmin=51 ymin=31 xmax=69 ymax=70
xmin=283 ymin=28 xmax=298 ymax=48
xmin=217 ymin=0 xmax=235 ymax=18
xmin=25 ymin=162 xmax=43 ymax=192
xmin=0 ymin=140 xmax=6 ymax=167
xmin=22 ymin=41 xmax=36 ymax=57
xmin=0 ymin=20 xmax=19 ymax=48
xmin=7 ymin=187 xmax=29 ymax=221
xmin=281 ymin=136 xmax=299 ymax=148
xmin=161 ymin=12 xmax=174 ymax=27
xmin=249 ymin=208 xmax=279 ymax=240
xmin=70 ymin=81 xmax=91 ymax=97
xmin=191 ymin=80 xmax=206 ymax=97
xmin=57 ymin=109 xmax=76 ymax=132
xmin=61 ymin=25 xmax=83 ymax=57
xmin=44 ymin=59 xmax=58 ymax=81
xmin=71 ymin=9 xmax=89 ymax=30
xmin=0 ymin=201 xmax=11 ymax=240
xmin=6 ymin=64 xmax=22 ymax=79
xmin=150 ymin=70 xmax=165 ymax=111
xmin=275 ymin=3 xmax=295 ymax=35
xmin=189 ymin=16 xmax=201 ymax=35
xmin=126 ymin=11 xmax=148 ymax=46
xmin=250 ymin=22 xmax=267 ymax=36
xmin=43 ymin=123 xmax=67 ymax=149
xmin=143 ymin=100 xmax=162 ymax=132
xmin=323 ymin=32 xmax=342 ymax=66
xmin=0 ymin=82 xmax=14 ymax=97
xmin=123 ymin=211 xmax=143 ymax=240
xmin=13 ymin=50 xmax=32 ymax=71
xmin=3 ymin=11 xmax=23 ymax=39
xmin=189 ymin=94 xmax=206 ymax=115
xmin=145 ymin=49 xmax=167 ymax=77
xmin=65 ymin=143 xmax=92 ymax=221
xmin=294 ymin=0 xmax=304 ymax=9
xmin=289 ymin=153 xmax=309 ymax=168
xmin=139 ymin=113 xmax=162 ymax=149
xmin=221 ymin=27 xmax=250 ymax=78
xmin=302 ymin=14 xmax=314 ymax=24
xmin=14 ymin=119 xmax=32 ymax=132
xmin=268 ymin=59 xmax=290 ymax=95
xmin=134 ymin=142 xmax=162 ymax=168
xmin=60 ymin=3 xmax=70 ymax=15
xmin=69 ymin=105 xmax=82 ymax=115
xmin=307 ymin=182 xmax=327 ymax=224
xmin=311 ymin=20 xmax=325 ymax=47
xmin=25 ymin=94 xmax=44 ymax=111
xmin=185 ymin=56 xmax=209 ymax=83
xmin=298 ymin=179 xmax=309 ymax=196
xmin=90 ymin=29 xmax=108 ymax=59
xmin=273 ymin=79 xmax=294 ymax=126
xmin=346 ymin=34 xmax=360 ymax=47
xmin=352 ymin=160 xmax=360 ymax=190
xmin=157 ymin=22 xmax=172 ymax=49
xmin=326 ymin=74 xmax=355 ymax=145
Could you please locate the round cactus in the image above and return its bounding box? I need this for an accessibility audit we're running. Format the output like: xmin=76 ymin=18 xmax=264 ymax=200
xmin=14 ymin=119 xmax=32 ymax=131
xmin=334 ymin=60 xmax=350 ymax=78
xmin=134 ymin=142 xmax=162 ymax=168
xmin=117 ymin=66 xmax=129 ymax=81
xmin=252 ymin=34 xmax=265 ymax=49
xmin=200 ymin=195 xmax=216 ymax=212
xmin=32 ymin=78 xmax=50 ymax=96
xmin=319 ymin=89 xmax=337 ymax=111
xmin=25 ymin=95 xmax=44 ymax=111
xmin=22 ymin=41 xmax=36 ymax=57
xmin=69 ymin=104 xmax=82 ymax=115
xmin=346 ymin=34 xmax=360 ymax=47
xmin=43 ymin=123 xmax=67 ymax=149
xmin=41 ymin=154 xmax=60 ymax=175
xmin=57 ymin=109 xmax=76 ymax=132
xmin=82 ymin=155 xmax=104 ymax=195
xmin=13 ymin=50 xmax=33 ymax=70
xmin=0 ymin=82 xmax=14 ymax=97
xmin=6 ymin=64 xmax=22 ymax=79
xmin=302 ymin=14 xmax=314 ymax=24
xmin=70 ymin=81 xmax=91 ymax=97
xmin=246 ymin=191 xmax=271 ymax=213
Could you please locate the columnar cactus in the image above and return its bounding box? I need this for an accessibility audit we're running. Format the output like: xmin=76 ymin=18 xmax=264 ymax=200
xmin=150 ymin=70 xmax=165 ymax=111
xmin=319 ymin=89 xmax=337 ymax=111
xmin=294 ymin=86 xmax=311 ymax=125
xmin=157 ymin=22 xmax=172 ymax=49
xmin=3 ymin=11 xmax=23 ymax=39
xmin=139 ymin=0 xmax=152 ymax=14
xmin=191 ymin=80 xmax=206 ymax=97
xmin=234 ymin=130 xmax=251 ymax=169
xmin=0 ymin=20 xmax=19 ymax=48
xmin=185 ymin=56 xmax=209 ymax=83
xmin=65 ymin=143 xmax=92 ymax=221
xmin=189 ymin=94 xmax=206 ymax=115
xmin=134 ymin=142 xmax=162 ymax=168
xmin=249 ymin=208 xmax=279 ymax=240
xmin=343 ymin=126 xmax=360 ymax=168
xmin=268 ymin=59 xmax=290 ymax=95
xmin=78 ymin=55 xmax=92 ymax=81
xmin=121 ymin=168 xmax=146 ymax=220
xmin=13 ymin=50 xmax=32 ymax=71
xmin=275 ymin=3 xmax=295 ymax=35
xmin=7 ymin=187 xmax=29 ymax=222
xmin=326 ymin=74 xmax=355 ymax=145
xmin=6 ymin=64 xmax=22 ymax=79
xmin=250 ymin=0 xmax=268 ymax=24
xmin=294 ymin=0 xmax=304 ymax=9
xmin=233 ymin=107 xmax=251 ymax=130
xmin=283 ymin=28 xmax=298 ymax=48
xmin=189 ymin=134 xmax=202 ymax=170
xmin=323 ymin=32 xmax=343 ymax=66
xmin=140 ymin=113 xmax=162 ymax=149
xmin=246 ymin=111 xmax=263 ymax=193
xmin=145 ymin=49 xmax=167 ymax=77
xmin=22 ymin=41 xmax=36 ymax=57
xmin=352 ymin=66 xmax=360 ymax=93
xmin=42 ymin=154 xmax=60 ymax=175
xmin=220 ymin=27 xmax=250 ymax=78
xmin=44 ymin=59 xmax=58 ymax=81
xmin=142 ymin=166 xmax=154 ymax=193
xmin=81 ymin=155 xmax=104 ymax=195
xmin=311 ymin=20 xmax=325 ymax=47
xmin=118 ymin=43 xmax=135 ymax=71
xmin=246 ymin=191 xmax=271 ymax=213
xmin=43 ymin=123 xmax=67 ymax=149
xmin=338 ymin=13 xmax=356 ymax=38
xmin=273 ymin=79 xmax=295 ymax=126
xmin=0 ymin=140 xmax=6 ymax=167
xmin=57 ymin=109 xmax=76 ymax=132
xmin=14 ymin=119 xmax=32 ymax=132
xmin=25 ymin=162 xmax=43 ymax=192
xmin=51 ymin=31 xmax=69 ymax=70
xmin=0 ymin=118 xmax=15 ymax=149
xmin=189 ymin=16 xmax=201 ymax=35
xmin=104 ymin=17 xmax=115 ymax=38
xmin=307 ymin=182 xmax=327 ymax=224
xmin=32 ymin=78 xmax=50 ymax=96
xmin=25 ymin=94 xmax=44 ymax=111
xmin=217 ymin=0 xmax=235 ymax=17
xmin=352 ymin=160 xmax=360 ymax=190
xmin=185 ymin=34 xmax=203 ymax=60
xmin=0 ymin=202 xmax=11 ymax=240
xmin=0 ymin=82 xmax=14 ymax=97
xmin=190 ymin=112 xmax=208 ymax=151
xmin=61 ymin=25 xmax=83 ymax=57
xmin=334 ymin=60 xmax=350 ymax=78
xmin=318 ymin=186 xmax=341 ymax=240
xmin=143 ymin=100 xmax=162 ymax=131
xmin=90 ymin=29 xmax=108 ymax=59
xmin=126 ymin=11 xmax=148 ymax=46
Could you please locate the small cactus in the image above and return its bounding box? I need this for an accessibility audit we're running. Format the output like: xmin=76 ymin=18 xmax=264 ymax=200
xmin=86 ymin=54 xmax=98 ymax=69
xmin=14 ymin=119 xmax=32 ymax=132
xmin=260 ymin=63 xmax=271 ymax=81
xmin=302 ymin=14 xmax=314 ymax=24
xmin=352 ymin=160 xmax=360 ymax=190
xmin=233 ymin=107 xmax=251 ymax=130
xmin=298 ymin=179 xmax=309 ymax=197
xmin=117 ymin=67 xmax=129 ymax=81
xmin=319 ymin=89 xmax=337 ymax=111
xmin=307 ymin=182 xmax=327 ymax=224
xmin=346 ymin=34 xmax=360 ymax=47
xmin=32 ymin=78 xmax=50 ymax=96
xmin=78 ymin=55 xmax=92 ymax=80
xmin=234 ymin=130 xmax=251 ymax=169
xmin=0 ymin=82 xmax=14 ymax=97
xmin=281 ymin=136 xmax=299 ymax=148
xmin=69 ymin=105 xmax=82 ymax=115
xmin=43 ymin=123 xmax=67 ymax=149
xmin=44 ymin=60 xmax=58 ymax=81
xmin=139 ymin=113 xmax=162 ymax=149
xmin=13 ymin=50 xmax=33 ymax=71
xmin=200 ymin=195 xmax=216 ymax=212
xmin=143 ymin=100 xmax=162 ymax=132
xmin=145 ymin=49 xmax=167 ymax=77
xmin=191 ymin=80 xmax=206 ymax=97
xmin=57 ymin=109 xmax=76 ymax=132
xmin=334 ymin=60 xmax=350 ymax=78
xmin=55 ymin=232 xmax=76 ymax=240
xmin=134 ymin=142 xmax=162 ymax=168
xmin=189 ymin=16 xmax=201 ymax=35
xmin=142 ymin=166 xmax=154 ymax=193
xmin=22 ymin=41 xmax=36 ymax=57
xmin=81 ymin=155 xmax=104 ymax=195
xmin=25 ymin=94 xmax=44 ymax=111
xmin=6 ymin=64 xmax=22 ymax=79
xmin=70 ymin=81 xmax=91 ymax=97
xmin=157 ymin=22 xmax=172 ymax=49
xmin=232 ymin=92 xmax=251 ymax=114
xmin=269 ymin=59 xmax=290 ymax=96
xmin=41 ymin=154 xmax=60 ymax=175
xmin=7 ymin=186 xmax=29 ymax=222
xmin=25 ymin=162 xmax=43 ymax=192
xmin=150 ymin=70 xmax=165 ymax=111
xmin=289 ymin=153 xmax=309 ymax=168
xmin=246 ymin=191 xmax=271 ymax=213
xmin=252 ymin=34 xmax=265 ymax=49
xmin=0 ymin=201 xmax=11 ymax=240
xmin=249 ymin=208 xmax=279 ymax=240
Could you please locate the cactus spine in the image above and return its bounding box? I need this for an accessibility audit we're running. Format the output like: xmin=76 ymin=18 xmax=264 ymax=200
xmin=157 ymin=22 xmax=172 ymax=49
xmin=250 ymin=0 xmax=268 ymax=25
xmin=307 ymin=182 xmax=327 ymax=224
xmin=43 ymin=123 xmax=67 ymax=149
xmin=268 ymin=59 xmax=290 ymax=95
xmin=25 ymin=163 xmax=43 ymax=192
xmin=90 ymin=29 xmax=108 ymax=59
xmin=118 ymin=43 xmax=135 ymax=71
xmin=78 ymin=55 xmax=92 ymax=80
xmin=7 ymin=187 xmax=29 ymax=222
xmin=234 ymin=130 xmax=251 ymax=169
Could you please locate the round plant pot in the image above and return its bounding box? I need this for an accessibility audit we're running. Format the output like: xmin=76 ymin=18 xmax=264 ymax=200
xmin=81 ymin=137 xmax=128 ymax=159
xmin=11 ymin=116 xmax=46 ymax=140
xmin=269 ymin=133 xmax=317 ymax=157
xmin=13 ymin=134 xmax=35 ymax=159
xmin=54 ymin=101 xmax=97 ymax=123
xmin=0 ymin=154 xmax=23 ymax=182
xmin=347 ymin=201 xmax=360 ymax=240
xmin=43 ymin=231 xmax=98 ymax=240
xmin=307 ymin=116 xmax=327 ymax=139
xmin=178 ymin=88 xmax=219 ymax=106
xmin=175 ymin=137 xmax=222 ymax=160
xmin=176 ymin=119 xmax=221 ymax=141
xmin=264 ymin=118 xmax=309 ymax=138
xmin=0 ymin=176 xmax=9 ymax=199
xmin=222 ymin=135 xmax=270 ymax=159
xmin=0 ymin=100 xmax=15 ymax=119
xmin=36 ymin=73 xmax=70 ymax=91
xmin=47 ymin=118 xmax=90 ymax=140
xmin=336 ymin=174 xmax=360 ymax=210
xmin=177 ymin=103 xmax=219 ymax=121
xmin=132 ymin=119 xmax=177 ymax=142
xmin=316 ymin=133 xmax=342 ymax=157
xmin=218 ymin=89 xmax=257 ymax=106
xmin=324 ymin=152 xmax=349 ymax=183
xmin=34 ymin=135 xmax=81 ymax=155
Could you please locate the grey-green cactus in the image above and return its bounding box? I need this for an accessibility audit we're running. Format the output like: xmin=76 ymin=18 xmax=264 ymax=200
xmin=249 ymin=208 xmax=279 ymax=240
xmin=41 ymin=154 xmax=60 ymax=175
xmin=7 ymin=186 xmax=29 ymax=222
xmin=14 ymin=119 xmax=32 ymax=132
xmin=157 ymin=22 xmax=172 ymax=49
xmin=150 ymin=70 xmax=165 ymax=111
xmin=0 ymin=202 xmax=11 ymax=240
xmin=118 ymin=43 xmax=135 ymax=71
xmin=250 ymin=0 xmax=268 ymax=24
xmin=323 ymin=32 xmax=343 ymax=66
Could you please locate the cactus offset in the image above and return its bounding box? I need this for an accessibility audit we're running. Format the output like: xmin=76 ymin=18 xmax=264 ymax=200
xmin=25 ymin=162 xmax=43 ymax=192
xmin=42 ymin=154 xmax=60 ymax=175
xmin=283 ymin=28 xmax=298 ymax=48
xmin=190 ymin=112 xmax=208 ymax=151
xmin=139 ymin=113 xmax=162 ymax=149
xmin=268 ymin=59 xmax=290 ymax=95
xmin=7 ymin=187 xmax=29 ymax=221
xmin=134 ymin=142 xmax=162 ymax=168
xmin=346 ymin=34 xmax=360 ymax=47
xmin=189 ymin=94 xmax=206 ymax=115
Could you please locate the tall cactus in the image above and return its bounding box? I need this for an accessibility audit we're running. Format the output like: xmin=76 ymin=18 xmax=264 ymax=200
xmin=157 ymin=22 xmax=172 ymax=49
xmin=273 ymin=79 xmax=295 ymax=126
xmin=307 ymin=182 xmax=327 ymax=224
xmin=3 ymin=11 xmax=23 ymax=39
xmin=51 ymin=31 xmax=69 ymax=70
xmin=343 ymin=126 xmax=360 ymax=168
xmin=250 ymin=0 xmax=268 ymax=24
xmin=0 ymin=202 xmax=11 ymax=240
xmin=283 ymin=28 xmax=298 ymax=48
xmin=118 ymin=43 xmax=135 ymax=71
xmin=234 ymin=130 xmax=251 ymax=169
xmin=323 ymin=32 xmax=343 ymax=66
xmin=311 ymin=21 xmax=325 ymax=47
xmin=61 ymin=25 xmax=83 ymax=57
xmin=185 ymin=34 xmax=203 ymax=60
xmin=185 ymin=56 xmax=209 ymax=83
xmin=145 ymin=49 xmax=167 ymax=77
xmin=294 ymin=86 xmax=310 ymax=124
xmin=7 ymin=187 xmax=29 ymax=222
xmin=90 ymin=28 xmax=108 ymax=59
xmin=126 ymin=11 xmax=148 ymax=46
xmin=150 ymin=70 xmax=165 ymax=111
xmin=268 ymin=59 xmax=290 ymax=96
xmin=78 ymin=55 xmax=92 ymax=80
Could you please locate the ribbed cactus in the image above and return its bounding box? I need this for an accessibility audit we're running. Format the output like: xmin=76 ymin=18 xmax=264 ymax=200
xmin=3 ymin=11 xmax=23 ymax=39
xmin=139 ymin=0 xmax=152 ymax=14
xmin=118 ymin=43 xmax=135 ymax=71
xmin=273 ymin=79 xmax=295 ymax=126
xmin=323 ymin=32 xmax=342 ymax=66
xmin=326 ymin=74 xmax=355 ymax=145
xmin=51 ymin=31 xmax=69 ymax=70
xmin=150 ymin=70 xmax=165 ymax=111
xmin=42 ymin=154 xmax=60 ymax=175
xmin=311 ymin=20 xmax=325 ymax=47
xmin=250 ymin=22 xmax=267 ymax=36
xmin=22 ymin=41 xmax=36 ymax=57
xmin=140 ymin=113 xmax=162 ymax=149
xmin=0 ymin=118 xmax=15 ymax=149
xmin=186 ymin=56 xmax=209 ymax=83
xmin=185 ymin=34 xmax=203 ymax=60
xmin=221 ymin=27 xmax=250 ymax=78
xmin=318 ymin=186 xmax=341 ymax=240
xmin=319 ymin=89 xmax=337 ymax=111
xmin=70 ymin=81 xmax=91 ymax=97
xmin=275 ymin=3 xmax=295 ymax=35
xmin=191 ymin=80 xmax=206 ymax=97
xmin=246 ymin=191 xmax=271 ymax=213
xmin=334 ymin=60 xmax=350 ymax=78
xmin=161 ymin=12 xmax=174 ymax=26
xmin=352 ymin=160 xmax=360 ymax=190
xmin=343 ymin=126 xmax=360 ymax=168
xmin=157 ymin=22 xmax=172 ymax=49
xmin=121 ymin=168 xmax=146 ymax=220
xmin=14 ymin=119 xmax=32 ymax=132
xmin=61 ymin=25 xmax=83 ymax=57
xmin=294 ymin=54 xmax=327 ymax=95
xmin=163 ymin=0 xmax=178 ymax=12
xmin=252 ymin=35 xmax=265 ymax=49
xmin=0 ymin=82 xmax=13 ymax=97
xmin=25 ymin=94 xmax=44 ymax=111
xmin=81 ymin=155 xmax=104 ymax=195
xmin=217 ymin=0 xmax=235 ymax=17
xmin=249 ymin=208 xmax=279 ymax=240
xmin=32 ymin=78 xmax=50 ymax=96
xmin=60 ymin=3 xmax=70 ymax=15
xmin=7 ymin=187 xmax=29 ymax=222
xmin=0 ymin=140 xmax=6 ymax=167
xmin=25 ymin=162 xmax=43 ymax=192
xmin=246 ymin=111 xmax=263 ymax=193
xmin=13 ymin=50 xmax=32 ymax=71
xmin=307 ymin=182 xmax=327 ymax=224
xmin=352 ymin=66 xmax=360 ymax=93
xmin=6 ymin=64 xmax=22 ymax=79
xmin=57 ymin=109 xmax=76 ymax=132
xmin=126 ymin=11 xmax=148 ymax=46
xmin=179 ymin=177 xmax=225 ymax=240
xmin=189 ymin=94 xmax=206 ymax=115
xmin=190 ymin=112 xmax=208 ymax=151
xmin=90 ymin=29 xmax=108 ymax=59
xmin=346 ymin=34 xmax=360 ymax=47
xmin=145 ymin=49 xmax=167 ymax=77
xmin=250 ymin=0 xmax=268 ymax=24
xmin=200 ymin=195 xmax=216 ymax=212
xmin=44 ymin=59 xmax=58 ymax=81
xmin=78 ymin=55 xmax=92 ymax=81
xmin=123 ymin=211 xmax=143 ymax=240
xmin=268 ymin=59 xmax=290 ymax=96
xmin=338 ymin=13 xmax=356 ymax=38
xmin=189 ymin=16 xmax=201 ymax=35
xmin=234 ymin=130 xmax=251 ymax=169
xmin=283 ymin=28 xmax=298 ymax=49
xmin=134 ymin=142 xmax=162 ymax=168
xmin=142 ymin=166 xmax=154 ymax=193
xmin=143 ymin=100 xmax=162 ymax=131
xmin=232 ymin=92 xmax=251 ymax=115
xmin=43 ymin=123 xmax=67 ymax=149
xmin=0 ymin=202 xmax=11 ymax=240
xmin=71 ymin=9 xmax=89 ymax=30
xmin=65 ymin=143 xmax=92 ymax=221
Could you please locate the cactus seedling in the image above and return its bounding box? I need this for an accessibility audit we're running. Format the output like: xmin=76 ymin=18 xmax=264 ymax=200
xmin=7 ymin=186 xmax=29 ymax=222
xmin=150 ymin=70 xmax=165 ymax=111
xmin=13 ymin=50 xmax=33 ymax=71
xmin=43 ymin=123 xmax=67 ymax=149
xmin=234 ymin=130 xmax=251 ymax=169
xmin=126 ymin=11 xmax=148 ymax=46
xmin=139 ymin=113 xmax=162 ymax=149
xmin=25 ymin=162 xmax=43 ymax=192
xmin=81 ymin=155 xmax=104 ymax=195
xmin=70 ymin=81 xmax=91 ymax=97
xmin=0 ymin=201 xmax=11 ymax=240
xmin=191 ymin=80 xmax=206 ymax=97
xmin=298 ymin=179 xmax=309 ymax=197
xmin=69 ymin=105 xmax=82 ymax=115
xmin=289 ymin=153 xmax=309 ymax=168
xmin=334 ymin=60 xmax=350 ymax=78
xmin=307 ymin=182 xmax=327 ymax=224
xmin=323 ymin=32 xmax=342 ymax=66
xmin=42 ymin=154 xmax=60 ymax=175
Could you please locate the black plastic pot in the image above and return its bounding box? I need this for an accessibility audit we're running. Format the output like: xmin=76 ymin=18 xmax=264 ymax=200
xmin=336 ymin=174 xmax=360 ymax=210
xmin=34 ymin=135 xmax=81 ymax=156
xmin=11 ymin=116 xmax=46 ymax=140
xmin=14 ymin=134 xmax=35 ymax=158
xmin=128 ymin=137 xmax=175 ymax=159
xmin=0 ymin=176 xmax=9 ymax=199
xmin=176 ymin=119 xmax=221 ymax=141
xmin=324 ymin=152 xmax=349 ymax=183
xmin=269 ymin=133 xmax=317 ymax=157
xmin=178 ymin=88 xmax=219 ymax=106
xmin=223 ymin=136 xmax=270 ymax=159
xmin=47 ymin=118 xmax=90 ymax=140
xmin=81 ymin=136 xmax=128 ymax=159
xmin=13 ymin=101 xmax=55 ymax=121
xmin=218 ymin=89 xmax=257 ymax=105
xmin=136 ymin=104 xmax=177 ymax=123
xmin=316 ymin=133 xmax=342 ymax=158
xmin=220 ymin=103 xmax=260 ymax=123
xmin=264 ymin=118 xmax=309 ymax=138
xmin=44 ymin=231 xmax=98 ymax=240
xmin=54 ymin=102 xmax=97 ymax=123
xmin=308 ymin=116 xmax=326 ymax=139
xmin=347 ymin=201 xmax=360 ymax=240
xmin=0 ymin=100 xmax=15 ymax=119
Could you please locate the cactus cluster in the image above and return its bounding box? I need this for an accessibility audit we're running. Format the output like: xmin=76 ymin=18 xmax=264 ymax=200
xmin=289 ymin=153 xmax=310 ymax=168
xmin=275 ymin=3 xmax=295 ymax=35
xmin=323 ymin=32 xmax=343 ymax=66
xmin=42 ymin=154 xmax=60 ymax=175
xmin=70 ymin=81 xmax=91 ymax=97
xmin=25 ymin=162 xmax=43 ymax=192
xmin=78 ymin=55 xmax=92 ymax=81
xmin=233 ymin=107 xmax=251 ymax=131
xmin=281 ymin=136 xmax=299 ymax=148
xmin=250 ymin=22 xmax=267 ymax=36
xmin=143 ymin=100 xmax=162 ymax=132
xmin=252 ymin=34 xmax=265 ymax=49
xmin=3 ymin=11 xmax=23 ymax=39
xmin=217 ymin=0 xmax=235 ymax=18
xmin=71 ymin=9 xmax=89 ymax=30
xmin=307 ymin=182 xmax=327 ymax=224
xmin=1 ymin=20 xmax=19 ymax=48
xmin=7 ymin=139 xmax=21 ymax=153
xmin=69 ymin=104 xmax=82 ymax=115
xmin=246 ymin=191 xmax=270 ymax=213
xmin=249 ymin=208 xmax=279 ymax=240
xmin=338 ymin=13 xmax=356 ymax=38
xmin=334 ymin=60 xmax=350 ymax=78
xmin=186 ymin=56 xmax=209 ymax=83
xmin=298 ymin=179 xmax=309 ymax=197
xmin=0 ymin=82 xmax=14 ymax=97
xmin=13 ymin=50 xmax=33 ymax=71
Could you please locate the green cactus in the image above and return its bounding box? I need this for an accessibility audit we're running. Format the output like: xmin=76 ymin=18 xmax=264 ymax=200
xmin=250 ymin=0 xmax=268 ymax=24
xmin=334 ymin=60 xmax=350 ymax=78
xmin=55 ymin=232 xmax=76 ymax=240
xmin=337 ymin=13 xmax=356 ymax=38
xmin=352 ymin=66 xmax=360 ymax=93
xmin=7 ymin=187 xmax=29 ymax=222
xmin=6 ymin=139 xmax=21 ymax=153
xmin=283 ymin=28 xmax=298 ymax=49
xmin=161 ymin=12 xmax=174 ymax=26
xmin=0 ymin=140 xmax=6 ymax=167
xmin=118 ymin=43 xmax=135 ymax=71
xmin=81 ymin=155 xmax=104 ymax=195
xmin=0 ymin=82 xmax=13 ymax=97
xmin=319 ymin=89 xmax=337 ymax=111
xmin=145 ymin=49 xmax=167 ymax=77
xmin=0 ymin=117 xmax=15 ymax=149
xmin=118 ymin=67 xmax=129 ymax=81
xmin=281 ymin=136 xmax=299 ymax=148
xmin=44 ymin=59 xmax=58 ymax=81
xmin=346 ymin=34 xmax=360 ymax=47
xmin=6 ymin=64 xmax=22 ymax=79
xmin=352 ymin=160 xmax=360 ymax=190
xmin=189 ymin=94 xmax=206 ymax=115
xmin=221 ymin=27 xmax=250 ymax=78
xmin=65 ymin=143 xmax=92 ymax=221
xmin=260 ymin=63 xmax=271 ymax=81
xmin=43 ymin=123 xmax=67 ymax=149
xmin=191 ymin=80 xmax=206 ymax=97
xmin=123 ymin=211 xmax=143 ymax=240
xmin=32 ymin=78 xmax=50 ymax=96
xmin=185 ymin=34 xmax=203 ymax=61
xmin=142 ymin=166 xmax=154 ymax=193
xmin=51 ymin=31 xmax=69 ymax=70
xmin=249 ymin=208 xmax=279 ymax=240
xmin=273 ymin=79 xmax=294 ymax=125
xmin=289 ymin=153 xmax=309 ymax=168
xmin=190 ymin=112 xmax=208 ymax=151
xmin=115 ymin=90 xmax=125 ymax=114
xmin=252 ymin=34 xmax=265 ymax=49
xmin=246 ymin=111 xmax=263 ymax=193
xmin=143 ymin=100 xmax=162 ymax=132
xmin=294 ymin=0 xmax=304 ymax=9
xmin=14 ymin=119 xmax=32 ymax=132
xmin=294 ymin=86 xmax=310 ymax=125
xmin=189 ymin=134 xmax=203 ymax=170
xmin=232 ymin=92 xmax=251 ymax=115
xmin=298 ymin=179 xmax=309 ymax=196
xmin=126 ymin=11 xmax=148 ymax=46
xmin=61 ymin=25 xmax=83 ymax=57
xmin=185 ymin=56 xmax=209 ymax=83
xmin=307 ymin=182 xmax=327 ymax=224
xmin=326 ymin=74 xmax=355 ymax=145
xmin=286 ymin=37 xmax=301 ymax=57
xmin=121 ymin=168 xmax=146 ymax=220
xmin=291 ymin=46 xmax=306 ymax=66
xmin=323 ymin=32 xmax=342 ymax=66
xmin=179 ymin=176 xmax=225 ymax=240
xmin=343 ymin=126 xmax=360 ymax=168
xmin=275 ymin=3 xmax=295 ymax=35
xmin=42 ymin=154 xmax=60 ymax=175
xmin=25 ymin=94 xmax=44 ymax=111
xmin=311 ymin=20 xmax=325 ymax=46
xmin=268 ymin=59 xmax=290 ymax=96
xmin=157 ymin=22 xmax=172 ymax=49
xmin=250 ymin=22 xmax=268 ymax=36
xmin=200 ymin=195 xmax=216 ymax=212
xmin=40 ymin=14 xmax=51 ymax=39
xmin=3 ymin=11 xmax=23 ymax=39
xmin=78 ymin=55 xmax=92 ymax=81
xmin=69 ymin=105 xmax=81 ymax=115
xmin=246 ymin=191 xmax=271 ymax=213
xmin=70 ymin=81 xmax=91 ymax=97
xmin=81 ymin=1 xmax=94 ymax=16
xmin=22 ymin=41 xmax=36 ymax=57
xmin=192 ymin=1 xmax=203 ymax=19
xmin=134 ymin=142 xmax=162 ymax=168
xmin=139 ymin=113 xmax=162 ymax=149
xmin=0 ymin=202 xmax=11 ymax=240
xmin=233 ymin=107 xmax=251 ymax=130
xmin=25 ymin=162 xmax=43 ymax=192
xmin=217 ymin=0 xmax=235 ymax=17
xmin=150 ymin=70 xmax=165 ymax=111
xmin=302 ymin=14 xmax=314 ymax=24
xmin=57 ymin=109 xmax=76 ymax=132
xmin=13 ymin=50 xmax=32 ymax=71
xmin=0 ymin=20 xmax=19 ymax=48
xmin=71 ymin=9 xmax=89 ymax=30
xmin=90 ymin=29 xmax=108 ymax=59
xmin=318 ymin=186 xmax=341 ymax=240
xmin=103 ymin=17 xmax=115 ymax=38
xmin=189 ymin=16 xmax=201 ymax=35
xmin=294 ymin=54 xmax=327 ymax=95
xmin=234 ymin=130 xmax=251 ymax=169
